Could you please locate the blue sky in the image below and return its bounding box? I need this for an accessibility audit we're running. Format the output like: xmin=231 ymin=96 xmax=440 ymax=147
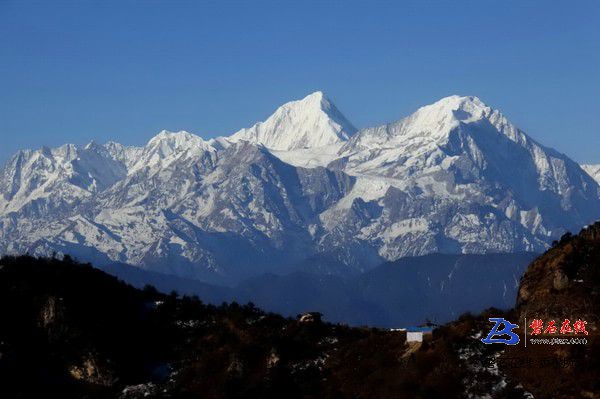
xmin=1 ymin=0 xmax=599 ymax=164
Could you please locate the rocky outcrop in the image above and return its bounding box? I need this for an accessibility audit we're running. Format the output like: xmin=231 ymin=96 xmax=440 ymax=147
xmin=38 ymin=295 xmax=68 ymax=342
xmin=68 ymin=354 xmax=117 ymax=386
xmin=39 ymin=296 xmax=64 ymax=327
xmin=516 ymin=223 xmax=600 ymax=327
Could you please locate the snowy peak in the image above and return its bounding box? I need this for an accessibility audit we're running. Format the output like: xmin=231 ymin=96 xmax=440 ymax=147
xmin=417 ymin=95 xmax=490 ymax=124
xmin=395 ymin=95 xmax=494 ymax=140
xmin=414 ymin=95 xmax=528 ymax=144
xmin=147 ymin=130 xmax=212 ymax=151
xmin=343 ymin=94 xmax=522 ymax=153
xmin=50 ymin=143 xmax=79 ymax=162
xmin=102 ymin=141 xmax=143 ymax=169
xmin=128 ymin=130 xmax=216 ymax=174
xmin=0 ymin=141 xmax=128 ymax=216
xmin=144 ymin=130 xmax=214 ymax=158
xmin=228 ymin=91 xmax=357 ymax=151
xmin=340 ymin=94 xmax=600 ymax=210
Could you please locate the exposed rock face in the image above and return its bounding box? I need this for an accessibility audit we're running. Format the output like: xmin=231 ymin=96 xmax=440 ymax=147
xmin=68 ymin=354 xmax=117 ymax=386
xmin=553 ymin=270 xmax=569 ymax=290
xmin=503 ymin=223 xmax=600 ymax=399
xmin=298 ymin=312 xmax=322 ymax=324
xmin=120 ymin=383 xmax=159 ymax=399
xmin=38 ymin=295 xmax=67 ymax=342
xmin=516 ymin=223 xmax=600 ymax=326
xmin=267 ymin=348 xmax=280 ymax=369
xmin=39 ymin=296 xmax=63 ymax=328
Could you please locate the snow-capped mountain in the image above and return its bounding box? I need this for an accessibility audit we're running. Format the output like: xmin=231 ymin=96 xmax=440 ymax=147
xmin=228 ymin=91 xmax=357 ymax=151
xmin=0 ymin=142 xmax=126 ymax=217
xmin=582 ymin=164 xmax=600 ymax=184
xmin=322 ymin=95 xmax=600 ymax=258
xmin=1 ymin=92 xmax=599 ymax=284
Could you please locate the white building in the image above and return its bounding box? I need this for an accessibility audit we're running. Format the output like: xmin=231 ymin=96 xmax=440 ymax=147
xmin=390 ymin=327 xmax=433 ymax=343
xmin=406 ymin=331 xmax=424 ymax=343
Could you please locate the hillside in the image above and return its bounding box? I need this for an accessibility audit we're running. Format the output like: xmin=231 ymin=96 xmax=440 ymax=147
xmin=1 ymin=228 xmax=598 ymax=398
xmin=0 ymin=255 xmax=430 ymax=398
xmin=516 ymin=224 xmax=600 ymax=324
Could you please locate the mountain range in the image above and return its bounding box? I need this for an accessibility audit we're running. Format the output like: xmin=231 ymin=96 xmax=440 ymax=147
xmin=1 ymin=91 xmax=599 ymax=286
xmin=100 ymin=252 xmax=536 ymax=327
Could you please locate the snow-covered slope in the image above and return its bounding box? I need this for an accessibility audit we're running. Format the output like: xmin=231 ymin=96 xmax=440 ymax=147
xmin=582 ymin=164 xmax=600 ymax=184
xmin=322 ymin=95 xmax=600 ymax=258
xmin=0 ymin=142 xmax=127 ymax=217
xmin=228 ymin=91 xmax=357 ymax=151
xmin=1 ymin=93 xmax=599 ymax=284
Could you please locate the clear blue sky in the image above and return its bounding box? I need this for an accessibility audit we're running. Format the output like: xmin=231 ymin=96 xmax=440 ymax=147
xmin=1 ymin=0 xmax=599 ymax=164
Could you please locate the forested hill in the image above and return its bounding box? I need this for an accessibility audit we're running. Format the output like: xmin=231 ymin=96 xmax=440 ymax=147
xmin=0 ymin=245 xmax=598 ymax=398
